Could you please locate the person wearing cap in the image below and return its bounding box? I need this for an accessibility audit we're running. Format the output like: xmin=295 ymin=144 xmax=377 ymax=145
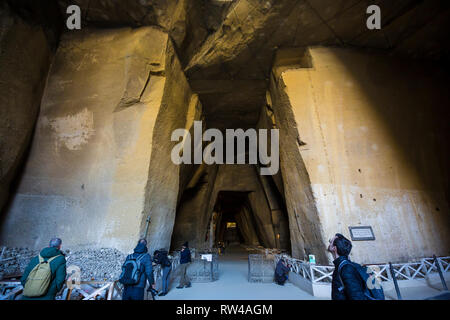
xmin=176 ymin=242 xmax=192 ymax=289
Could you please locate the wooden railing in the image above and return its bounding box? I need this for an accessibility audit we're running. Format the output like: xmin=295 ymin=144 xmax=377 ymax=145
xmin=0 ymin=280 xmax=123 ymax=300
xmin=274 ymin=254 xmax=450 ymax=285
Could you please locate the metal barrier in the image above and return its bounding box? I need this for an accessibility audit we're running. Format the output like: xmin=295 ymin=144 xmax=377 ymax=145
xmin=187 ymin=254 xmax=219 ymax=282
xmin=154 ymin=251 xmax=219 ymax=284
xmin=248 ymin=254 xmax=275 ymax=283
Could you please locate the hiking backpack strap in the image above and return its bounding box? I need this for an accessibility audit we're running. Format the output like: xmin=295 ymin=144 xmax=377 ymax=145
xmin=337 ymin=260 xmax=373 ymax=299
xmin=47 ymin=255 xmax=62 ymax=263
xmin=136 ymin=253 xmax=146 ymax=267
xmin=131 ymin=253 xmax=146 ymax=273
xmin=337 ymin=260 xmax=349 ymax=292
xmin=38 ymin=254 xmax=61 ymax=264
xmin=136 ymin=253 xmax=146 ymax=261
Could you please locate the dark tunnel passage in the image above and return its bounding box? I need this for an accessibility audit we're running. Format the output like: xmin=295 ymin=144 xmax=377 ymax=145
xmin=170 ymin=162 xmax=293 ymax=254
xmin=213 ymin=191 xmax=259 ymax=247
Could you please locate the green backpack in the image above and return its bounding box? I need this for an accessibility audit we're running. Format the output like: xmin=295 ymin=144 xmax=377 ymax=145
xmin=23 ymin=255 xmax=61 ymax=297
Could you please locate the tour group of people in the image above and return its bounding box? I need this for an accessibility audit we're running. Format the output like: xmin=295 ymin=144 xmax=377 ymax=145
xmin=19 ymin=238 xmax=192 ymax=300
xmin=119 ymin=239 xmax=192 ymax=300
xmin=19 ymin=233 xmax=383 ymax=300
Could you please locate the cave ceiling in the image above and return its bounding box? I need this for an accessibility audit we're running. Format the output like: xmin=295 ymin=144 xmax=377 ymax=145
xmin=10 ymin=0 xmax=450 ymax=129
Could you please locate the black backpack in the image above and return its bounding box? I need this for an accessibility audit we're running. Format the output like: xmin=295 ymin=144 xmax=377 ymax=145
xmin=162 ymin=254 xmax=171 ymax=267
xmin=154 ymin=250 xmax=171 ymax=267
xmin=119 ymin=254 xmax=145 ymax=285
xmin=153 ymin=250 xmax=162 ymax=264
xmin=338 ymin=260 xmax=385 ymax=300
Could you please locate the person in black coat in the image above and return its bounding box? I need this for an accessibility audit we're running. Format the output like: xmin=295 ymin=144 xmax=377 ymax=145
xmin=274 ymin=258 xmax=290 ymax=285
xmin=122 ymin=239 xmax=155 ymax=300
xmin=328 ymin=233 xmax=367 ymax=300
xmin=154 ymin=248 xmax=172 ymax=296
xmin=176 ymin=242 xmax=192 ymax=289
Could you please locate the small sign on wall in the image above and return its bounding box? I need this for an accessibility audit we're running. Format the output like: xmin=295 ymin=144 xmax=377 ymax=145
xmin=348 ymin=226 xmax=375 ymax=241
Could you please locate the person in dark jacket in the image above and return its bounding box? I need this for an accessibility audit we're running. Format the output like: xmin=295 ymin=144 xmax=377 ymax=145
xmin=122 ymin=239 xmax=155 ymax=300
xmin=328 ymin=233 xmax=367 ymax=300
xmin=274 ymin=257 xmax=290 ymax=285
xmin=20 ymin=238 xmax=67 ymax=300
xmin=176 ymin=242 xmax=191 ymax=289
xmin=154 ymin=248 xmax=171 ymax=296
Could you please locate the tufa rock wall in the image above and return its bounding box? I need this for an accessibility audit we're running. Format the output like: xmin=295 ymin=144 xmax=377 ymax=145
xmin=269 ymin=72 xmax=328 ymax=263
xmin=0 ymin=26 xmax=197 ymax=253
xmin=272 ymin=47 xmax=450 ymax=264
xmin=139 ymin=31 xmax=202 ymax=256
xmin=0 ymin=3 xmax=53 ymax=214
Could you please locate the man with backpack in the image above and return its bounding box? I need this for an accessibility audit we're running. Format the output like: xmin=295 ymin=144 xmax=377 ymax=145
xmin=176 ymin=242 xmax=192 ymax=289
xmin=119 ymin=239 xmax=155 ymax=300
xmin=153 ymin=248 xmax=172 ymax=296
xmin=20 ymin=238 xmax=67 ymax=300
xmin=328 ymin=233 xmax=385 ymax=300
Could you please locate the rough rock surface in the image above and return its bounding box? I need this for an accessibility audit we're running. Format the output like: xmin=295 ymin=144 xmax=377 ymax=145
xmin=0 ymin=26 xmax=188 ymax=253
xmin=0 ymin=25 xmax=200 ymax=257
xmin=269 ymin=71 xmax=328 ymax=263
xmin=0 ymin=2 xmax=52 ymax=213
xmin=0 ymin=247 xmax=126 ymax=281
xmin=6 ymin=0 xmax=62 ymax=51
xmin=271 ymin=47 xmax=450 ymax=264
xmin=184 ymin=0 xmax=450 ymax=131
xmin=140 ymin=37 xmax=202 ymax=256
xmin=65 ymin=248 xmax=126 ymax=281
xmin=0 ymin=247 xmax=39 ymax=279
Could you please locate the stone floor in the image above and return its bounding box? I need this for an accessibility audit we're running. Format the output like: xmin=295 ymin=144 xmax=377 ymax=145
xmin=384 ymin=283 xmax=449 ymax=300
